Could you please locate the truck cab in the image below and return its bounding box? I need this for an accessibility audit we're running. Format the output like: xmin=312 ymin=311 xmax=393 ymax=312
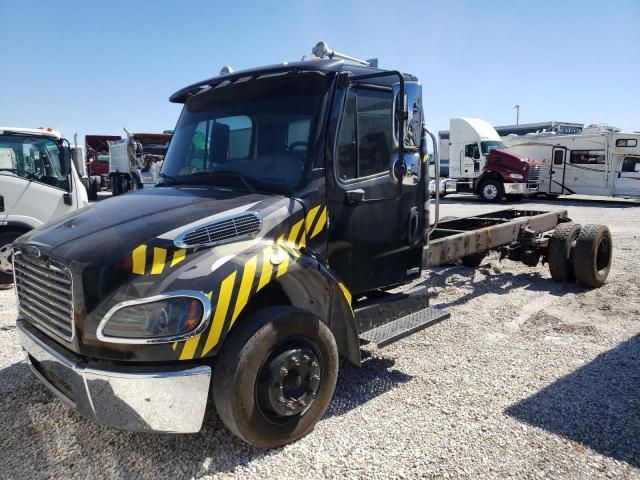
xmin=0 ymin=127 xmax=88 ymax=284
xmin=445 ymin=118 xmax=540 ymax=202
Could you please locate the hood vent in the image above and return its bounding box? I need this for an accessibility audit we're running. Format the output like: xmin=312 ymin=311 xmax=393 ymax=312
xmin=175 ymin=212 xmax=262 ymax=249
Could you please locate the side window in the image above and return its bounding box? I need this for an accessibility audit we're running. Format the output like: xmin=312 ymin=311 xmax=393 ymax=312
xmin=336 ymin=89 xmax=357 ymax=180
xmin=570 ymin=150 xmax=606 ymax=165
xmin=622 ymin=156 xmax=640 ymax=172
xmin=553 ymin=149 xmax=564 ymax=165
xmin=465 ymin=144 xmax=479 ymax=159
xmin=335 ymin=87 xmax=393 ymax=181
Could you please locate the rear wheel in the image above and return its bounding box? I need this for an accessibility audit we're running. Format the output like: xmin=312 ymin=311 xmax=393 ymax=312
xmin=0 ymin=231 xmax=22 ymax=285
xmin=572 ymin=224 xmax=613 ymax=288
xmin=478 ymin=179 xmax=504 ymax=203
xmin=548 ymin=223 xmax=581 ymax=282
xmin=87 ymin=177 xmax=98 ymax=201
xmin=212 ymin=306 xmax=339 ymax=448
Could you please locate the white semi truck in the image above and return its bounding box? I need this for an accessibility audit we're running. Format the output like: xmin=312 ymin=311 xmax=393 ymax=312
xmin=0 ymin=127 xmax=89 ymax=284
xmin=435 ymin=118 xmax=541 ymax=202
xmin=502 ymin=125 xmax=640 ymax=198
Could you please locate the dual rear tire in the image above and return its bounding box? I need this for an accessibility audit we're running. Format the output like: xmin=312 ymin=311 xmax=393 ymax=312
xmin=548 ymin=222 xmax=612 ymax=288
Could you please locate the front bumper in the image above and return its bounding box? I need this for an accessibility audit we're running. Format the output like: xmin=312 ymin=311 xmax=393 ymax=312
xmin=17 ymin=320 xmax=211 ymax=433
xmin=503 ymin=182 xmax=539 ymax=195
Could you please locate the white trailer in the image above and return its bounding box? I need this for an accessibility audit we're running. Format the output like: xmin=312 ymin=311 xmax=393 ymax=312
xmin=503 ymin=126 xmax=640 ymax=198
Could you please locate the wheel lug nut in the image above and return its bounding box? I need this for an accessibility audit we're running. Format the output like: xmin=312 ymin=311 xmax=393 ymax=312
xmin=291 ymin=357 xmax=300 ymax=366
xmin=311 ymin=361 xmax=318 ymax=368
xmin=286 ymin=402 xmax=295 ymax=411
xmin=299 ymin=400 xmax=307 ymax=407
xmin=311 ymin=374 xmax=320 ymax=381
xmin=302 ymin=354 xmax=310 ymax=362
xmin=279 ymin=367 xmax=288 ymax=376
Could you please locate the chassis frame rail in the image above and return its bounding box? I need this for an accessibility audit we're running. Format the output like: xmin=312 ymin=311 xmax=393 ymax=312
xmin=423 ymin=209 xmax=569 ymax=267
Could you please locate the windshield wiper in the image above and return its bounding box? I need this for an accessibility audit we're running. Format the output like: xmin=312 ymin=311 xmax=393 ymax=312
xmin=192 ymin=170 xmax=256 ymax=193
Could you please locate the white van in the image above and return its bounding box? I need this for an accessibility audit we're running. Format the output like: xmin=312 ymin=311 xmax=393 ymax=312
xmin=503 ymin=126 xmax=640 ymax=198
xmin=0 ymin=127 xmax=89 ymax=284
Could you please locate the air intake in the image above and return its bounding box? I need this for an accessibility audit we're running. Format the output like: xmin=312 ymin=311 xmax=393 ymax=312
xmin=175 ymin=212 xmax=262 ymax=249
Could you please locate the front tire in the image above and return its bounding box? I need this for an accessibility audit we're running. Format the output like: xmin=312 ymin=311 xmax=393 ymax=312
xmin=0 ymin=231 xmax=23 ymax=285
xmin=478 ymin=179 xmax=504 ymax=203
xmin=212 ymin=306 xmax=339 ymax=448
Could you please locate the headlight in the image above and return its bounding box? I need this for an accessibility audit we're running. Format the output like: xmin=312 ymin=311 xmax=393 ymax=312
xmin=98 ymin=292 xmax=210 ymax=343
xmin=509 ymin=173 xmax=524 ymax=180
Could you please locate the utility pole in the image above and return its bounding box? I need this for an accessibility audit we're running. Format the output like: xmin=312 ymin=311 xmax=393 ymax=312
xmin=513 ymin=105 xmax=520 ymax=125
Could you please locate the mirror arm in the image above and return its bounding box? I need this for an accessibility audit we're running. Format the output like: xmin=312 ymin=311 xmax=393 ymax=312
xmin=424 ymin=125 xmax=440 ymax=237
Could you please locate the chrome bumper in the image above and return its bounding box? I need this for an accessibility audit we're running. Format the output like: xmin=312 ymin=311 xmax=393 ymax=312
xmin=17 ymin=320 xmax=211 ymax=433
xmin=504 ymin=182 xmax=539 ymax=194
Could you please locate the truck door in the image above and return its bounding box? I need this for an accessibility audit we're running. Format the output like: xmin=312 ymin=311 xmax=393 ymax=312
xmin=326 ymin=80 xmax=424 ymax=295
xmin=549 ymin=147 xmax=567 ymax=194
xmin=613 ymin=156 xmax=640 ymax=197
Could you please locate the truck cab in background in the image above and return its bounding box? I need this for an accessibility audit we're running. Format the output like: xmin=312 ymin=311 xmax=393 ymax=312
xmin=439 ymin=118 xmax=541 ymax=202
xmin=0 ymin=127 xmax=88 ymax=284
xmin=108 ymin=131 xmax=171 ymax=195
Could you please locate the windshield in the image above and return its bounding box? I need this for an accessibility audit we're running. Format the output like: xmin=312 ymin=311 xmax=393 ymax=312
xmin=0 ymin=134 xmax=69 ymax=190
xmin=161 ymin=73 xmax=330 ymax=193
xmin=481 ymin=141 xmax=505 ymax=155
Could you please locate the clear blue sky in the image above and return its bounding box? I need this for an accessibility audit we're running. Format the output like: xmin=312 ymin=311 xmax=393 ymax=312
xmin=1 ymin=0 xmax=638 ymax=142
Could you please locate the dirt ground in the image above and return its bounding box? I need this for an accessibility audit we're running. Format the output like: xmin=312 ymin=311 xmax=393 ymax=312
xmin=0 ymin=195 xmax=639 ymax=479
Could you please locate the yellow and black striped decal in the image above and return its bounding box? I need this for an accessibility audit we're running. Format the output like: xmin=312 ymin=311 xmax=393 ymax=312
xmin=131 ymin=245 xmax=187 ymax=275
xmin=175 ymin=205 xmax=329 ymax=360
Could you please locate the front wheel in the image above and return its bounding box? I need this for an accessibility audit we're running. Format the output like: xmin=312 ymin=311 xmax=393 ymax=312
xmin=212 ymin=306 xmax=339 ymax=448
xmin=478 ymin=179 xmax=504 ymax=203
xmin=0 ymin=231 xmax=22 ymax=285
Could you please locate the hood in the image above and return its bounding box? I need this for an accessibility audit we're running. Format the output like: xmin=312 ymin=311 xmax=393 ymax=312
xmin=491 ymin=148 xmax=536 ymax=164
xmin=16 ymin=187 xmax=285 ymax=264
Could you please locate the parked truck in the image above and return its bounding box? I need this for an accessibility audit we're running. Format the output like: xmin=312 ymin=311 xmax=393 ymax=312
xmin=85 ymin=134 xmax=122 ymax=192
xmin=108 ymin=131 xmax=171 ymax=195
xmin=502 ymin=124 xmax=640 ymax=199
xmin=13 ymin=43 xmax=613 ymax=448
xmin=0 ymin=127 xmax=88 ymax=285
xmin=436 ymin=118 xmax=541 ymax=202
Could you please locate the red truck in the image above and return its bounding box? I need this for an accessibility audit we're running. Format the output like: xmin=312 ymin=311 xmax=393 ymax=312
xmin=85 ymin=135 xmax=122 ymax=192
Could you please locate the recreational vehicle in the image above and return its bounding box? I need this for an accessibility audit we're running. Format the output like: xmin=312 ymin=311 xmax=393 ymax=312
xmin=503 ymin=125 xmax=640 ymax=198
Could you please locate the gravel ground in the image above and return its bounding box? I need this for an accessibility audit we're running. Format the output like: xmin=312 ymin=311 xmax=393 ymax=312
xmin=1 ymin=196 xmax=639 ymax=480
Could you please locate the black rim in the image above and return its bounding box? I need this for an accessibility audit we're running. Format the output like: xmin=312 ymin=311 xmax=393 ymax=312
xmin=255 ymin=337 xmax=323 ymax=424
xmin=596 ymin=234 xmax=611 ymax=275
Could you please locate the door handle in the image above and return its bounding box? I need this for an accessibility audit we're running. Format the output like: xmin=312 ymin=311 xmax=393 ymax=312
xmin=344 ymin=189 xmax=365 ymax=206
xmin=408 ymin=207 xmax=420 ymax=243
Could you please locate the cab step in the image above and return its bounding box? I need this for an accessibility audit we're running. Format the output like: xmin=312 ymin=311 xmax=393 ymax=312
xmin=358 ymin=307 xmax=450 ymax=348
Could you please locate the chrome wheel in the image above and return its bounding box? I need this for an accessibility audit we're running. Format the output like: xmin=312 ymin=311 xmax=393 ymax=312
xmin=483 ymin=184 xmax=498 ymax=200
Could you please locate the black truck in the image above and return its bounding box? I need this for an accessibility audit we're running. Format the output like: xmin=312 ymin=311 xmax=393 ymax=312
xmin=12 ymin=43 xmax=613 ymax=448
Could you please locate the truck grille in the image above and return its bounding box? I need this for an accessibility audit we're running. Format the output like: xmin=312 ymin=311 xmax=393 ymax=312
xmin=529 ymin=166 xmax=541 ymax=183
xmin=175 ymin=212 xmax=262 ymax=248
xmin=13 ymin=252 xmax=74 ymax=341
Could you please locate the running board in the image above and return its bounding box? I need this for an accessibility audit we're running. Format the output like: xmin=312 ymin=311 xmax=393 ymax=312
xmin=358 ymin=307 xmax=450 ymax=348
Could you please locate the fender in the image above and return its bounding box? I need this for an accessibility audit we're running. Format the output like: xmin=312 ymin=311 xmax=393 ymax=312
xmin=172 ymin=245 xmax=361 ymax=366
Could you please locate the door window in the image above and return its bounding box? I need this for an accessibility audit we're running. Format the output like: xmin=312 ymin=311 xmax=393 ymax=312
xmin=336 ymin=87 xmax=393 ymax=181
xmin=0 ymin=135 xmax=68 ymax=190
xmin=553 ymin=149 xmax=564 ymax=165
xmin=622 ymin=156 xmax=640 ymax=172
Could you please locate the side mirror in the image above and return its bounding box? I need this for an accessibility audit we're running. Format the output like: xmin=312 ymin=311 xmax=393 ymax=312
xmin=59 ymin=141 xmax=72 ymax=175
xmin=392 ymin=82 xmax=422 ymax=151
